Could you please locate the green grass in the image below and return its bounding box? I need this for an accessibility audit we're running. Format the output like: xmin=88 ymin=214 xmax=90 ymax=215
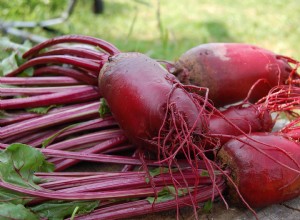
xmin=1 ymin=0 xmax=300 ymax=60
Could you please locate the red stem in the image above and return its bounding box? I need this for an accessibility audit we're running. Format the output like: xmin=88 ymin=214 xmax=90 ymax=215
xmin=0 ymin=111 xmax=39 ymax=126
xmin=28 ymin=117 xmax=117 ymax=148
xmin=57 ymin=172 xmax=221 ymax=194
xmin=1 ymin=102 xmax=100 ymax=139
xmin=34 ymin=66 xmax=97 ymax=85
xmin=3 ymin=129 xmax=55 ymax=145
xmin=75 ymin=180 xmax=226 ymax=220
xmin=0 ymin=76 xmax=81 ymax=86
xmin=40 ymin=148 xmax=205 ymax=168
xmin=36 ymin=171 xmax=138 ymax=178
xmin=39 ymin=172 xmax=144 ymax=189
xmin=6 ymin=55 xmax=101 ymax=77
xmin=36 ymin=47 xmax=108 ymax=60
xmin=0 ymin=85 xmax=92 ymax=96
xmin=45 ymin=129 xmax=124 ymax=150
xmin=38 ymin=169 xmax=213 ymax=189
xmin=23 ymin=35 xmax=120 ymax=58
xmin=102 ymin=144 xmax=135 ymax=154
xmin=54 ymin=135 xmax=128 ymax=171
xmin=122 ymin=148 xmax=140 ymax=172
xmin=0 ymin=180 xmax=164 ymax=200
xmin=1 ymin=86 xmax=100 ymax=110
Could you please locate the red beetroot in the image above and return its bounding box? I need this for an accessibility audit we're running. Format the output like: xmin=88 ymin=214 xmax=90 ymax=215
xmin=218 ymin=132 xmax=300 ymax=208
xmin=173 ymin=43 xmax=297 ymax=107
xmin=208 ymin=105 xmax=274 ymax=146
xmin=98 ymin=52 xmax=210 ymax=154
xmin=97 ymin=53 xmax=225 ymax=216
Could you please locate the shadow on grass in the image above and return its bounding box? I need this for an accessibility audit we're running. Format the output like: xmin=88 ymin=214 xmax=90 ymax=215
xmin=193 ymin=20 xmax=235 ymax=43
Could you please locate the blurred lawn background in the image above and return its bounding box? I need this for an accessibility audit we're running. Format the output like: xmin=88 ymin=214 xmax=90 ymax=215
xmin=1 ymin=0 xmax=300 ymax=60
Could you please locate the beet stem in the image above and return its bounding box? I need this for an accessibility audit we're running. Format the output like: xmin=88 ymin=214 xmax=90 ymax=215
xmin=28 ymin=117 xmax=117 ymax=148
xmin=23 ymin=35 xmax=120 ymax=58
xmin=75 ymin=180 xmax=226 ymax=220
xmin=36 ymin=47 xmax=108 ymax=60
xmin=0 ymin=85 xmax=92 ymax=96
xmin=0 ymin=180 xmax=164 ymax=200
xmin=0 ymin=76 xmax=81 ymax=86
xmin=54 ymin=135 xmax=127 ymax=171
xmin=0 ymin=111 xmax=39 ymax=126
xmin=6 ymin=55 xmax=101 ymax=77
xmin=1 ymin=86 xmax=100 ymax=110
xmin=1 ymin=102 xmax=100 ymax=139
xmin=46 ymin=129 xmax=124 ymax=150
xmin=33 ymin=66 xmax=97 ymax=85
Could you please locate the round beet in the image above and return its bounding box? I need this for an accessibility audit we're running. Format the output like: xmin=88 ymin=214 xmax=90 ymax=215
xmin=174 ymin=43 xmax=294 ymax=107
xmin=208 ymin=105 xmax=274 ymax=146
xmin=218 ymin=133 xmax=300 ymax=208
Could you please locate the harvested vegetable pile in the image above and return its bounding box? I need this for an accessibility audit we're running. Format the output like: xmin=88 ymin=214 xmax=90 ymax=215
xmin=1 ymin=35 xmax=300 ymax=219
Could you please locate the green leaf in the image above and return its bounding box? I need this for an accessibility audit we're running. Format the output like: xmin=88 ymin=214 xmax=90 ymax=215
xmin=146 ymin=186 xmax=189 ymax=204
xmin=70 ymin=206 xmax=79 ymax=220
xmin=0 ymin=144 xmax=54 ymax=205
xmin=26 ymin=105 xmax=60 ymax=115
xmin=0 ymin=52 xmax=19 ymax=76
xmin=146 ymin=188 xmax=174 ymax=204
xmin=145 ymin=167 xmax=178 ymax=184
xmin=146 ymin=167 xmax=172 ymax=183
xmin=0 ymin=202 xmax=38 ymax=220
xmin=0 ymin=188 xmax=33 ymax=205
xmin=200 ymin=170 xmax=222 ymax=177
xmin=203 ymin=200 xmax=213 ymax=213
xmin=42 ymin=123 xmax=78 ymax=148
xmin=145 ymin=177 xmax=150 ymax=184
xmin=0 ymin=145 xmax=99 ymax=220
xmin=200 ymin=170 xmax=209 ymax=177
xmin=149 ymin=167 xmax=170 ymax=177
xmin=99 ymin=98 xmax=111 ymax=118
xmin=0 ymin=110 xmax=7 ymax=119
xmin=0 ymin=143 xmax=55 ymax=189
xmin=0 ymin=37 xmax=33 ymax=76
xmin=30 ymin=200 xmax=100 ymax=220
xmin=0 ymin=37 xmax=31 ymax=59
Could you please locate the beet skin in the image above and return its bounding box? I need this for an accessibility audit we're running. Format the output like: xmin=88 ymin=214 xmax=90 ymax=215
xmin=174 ymin=43 xmax=292 ymax=107
xmin=218 ymin=133 xmax=300 ymax=208
xmin=208 ymin=105 xmax=274 ymax=146
xmin=98 ymin=52 xmax=208 ymax=151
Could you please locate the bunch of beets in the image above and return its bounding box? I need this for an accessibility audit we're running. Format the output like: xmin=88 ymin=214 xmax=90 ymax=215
xmin=1 ymin=35 xmax=300 ymax=219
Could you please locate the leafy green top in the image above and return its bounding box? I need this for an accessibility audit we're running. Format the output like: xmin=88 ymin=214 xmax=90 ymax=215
xmin=0 ymin=37 xmax=33 ymax=76
xmin=0 ymin=144 xmax=99 ymax=219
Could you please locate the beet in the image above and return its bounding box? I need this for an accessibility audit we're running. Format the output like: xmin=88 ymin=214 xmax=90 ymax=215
xmin=98 ymin=52 xmax=209 ymax=153
xmin=208 ymin=105 xmax=274 ymax=146
xmin=173 ymin=43 xmax=294 ymax=107
xmin=218 ymin=132 xmax=300 ymax=208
